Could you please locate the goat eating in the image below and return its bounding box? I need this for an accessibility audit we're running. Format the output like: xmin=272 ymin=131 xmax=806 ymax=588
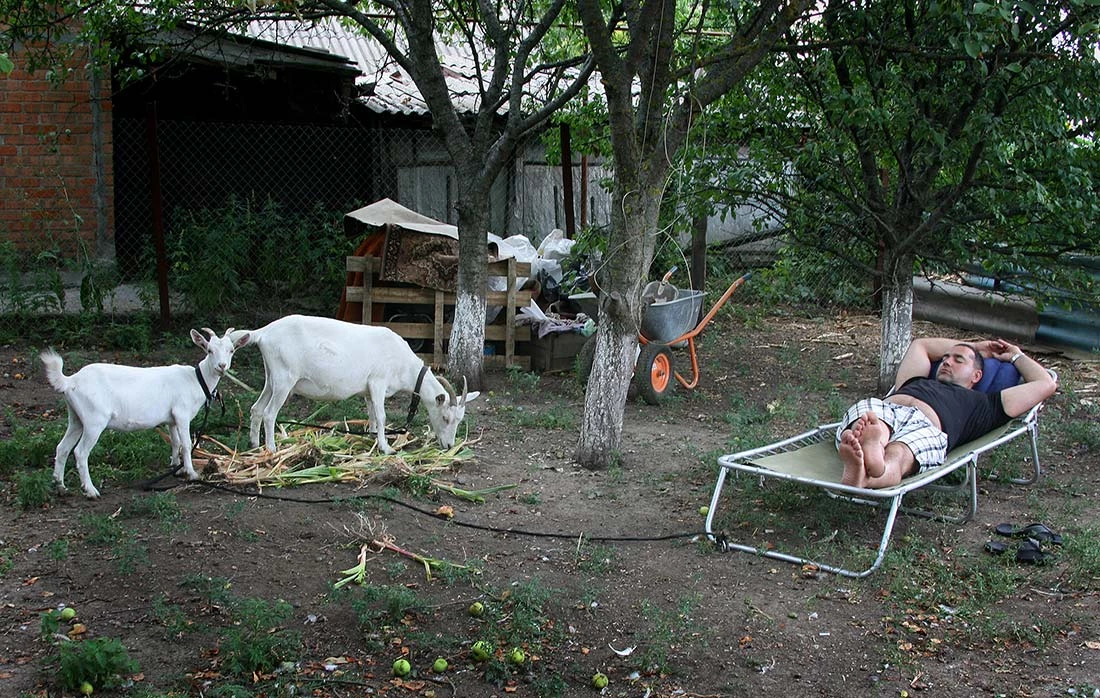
xmin=40 ymin=328 xmax=249 ymax=498
xmin=232 ymin=314 xmax=479 ymax=454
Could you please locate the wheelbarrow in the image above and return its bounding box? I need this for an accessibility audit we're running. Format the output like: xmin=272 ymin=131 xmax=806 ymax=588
xmin=634 ymin=272 xmax=750 ymax=404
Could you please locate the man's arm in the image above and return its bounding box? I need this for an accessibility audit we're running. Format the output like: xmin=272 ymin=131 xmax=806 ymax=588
xmin=892 ymin=337 xmax=964 ymax=389
xmin=985 ymin=340 xmax=1058 ymax=418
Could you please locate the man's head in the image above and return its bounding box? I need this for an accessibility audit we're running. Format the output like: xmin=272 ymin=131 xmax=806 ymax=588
xmin=935 ymin=343 xmax=983 ymax=388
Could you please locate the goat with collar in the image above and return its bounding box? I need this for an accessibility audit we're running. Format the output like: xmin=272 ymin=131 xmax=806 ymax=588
xmin=231 ymin=314 xmax=479 ymax=455
xmin=40 ymin=328 xmax=249 ymax=498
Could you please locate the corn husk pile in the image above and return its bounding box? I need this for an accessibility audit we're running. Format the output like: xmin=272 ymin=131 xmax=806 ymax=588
xmin=192 ymin=420 xmax=513 ymax=502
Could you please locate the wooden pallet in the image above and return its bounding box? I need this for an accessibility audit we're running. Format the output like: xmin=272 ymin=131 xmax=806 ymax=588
xmin=345 ymin=256 xmax=533 ymax=369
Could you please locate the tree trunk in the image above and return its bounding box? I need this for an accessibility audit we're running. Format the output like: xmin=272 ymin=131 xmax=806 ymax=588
xmin=878 ymin=253 xmax=914 ymax=392
xmin=574 ymin=180 xmax=662 ymax=468
xmin=447 ymin=190 xmax=489 ymax=390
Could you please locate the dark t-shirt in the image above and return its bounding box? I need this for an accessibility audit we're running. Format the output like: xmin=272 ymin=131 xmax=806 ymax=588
xmin=893 ymin=377 xmax=1010 ymax=451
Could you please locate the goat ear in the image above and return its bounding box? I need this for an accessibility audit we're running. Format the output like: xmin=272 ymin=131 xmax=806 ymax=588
xmin=190 ymin=329 xmax=208 ymax=348
xmin=234 ymin=332 xmax=250 ymax=348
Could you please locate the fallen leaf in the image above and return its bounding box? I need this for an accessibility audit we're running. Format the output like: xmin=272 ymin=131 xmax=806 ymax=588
xmin=1085 ymin=640 xmax=1100 ymax=650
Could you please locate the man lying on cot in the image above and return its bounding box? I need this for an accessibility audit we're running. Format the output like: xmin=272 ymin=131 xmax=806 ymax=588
xmin=836 ymin=337 xmax=1057 ymax=489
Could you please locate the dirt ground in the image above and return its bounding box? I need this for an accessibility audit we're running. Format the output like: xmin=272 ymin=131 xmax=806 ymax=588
xmin=1 ymin=309 xmax=1098 ymax=697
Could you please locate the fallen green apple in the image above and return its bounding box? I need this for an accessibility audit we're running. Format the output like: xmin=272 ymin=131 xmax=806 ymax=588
xmin=471 ymin=640 xmax=492 ymax=661
xmin=59 ymin=607 xmax=77 ymax=621
xmin=432 ymin=657 xmax=448 ymax=672
xmin=698 ymin=505 xmax=710 ymax=516
xmin=392 ymin=658 xmax=411 ymax=676
xmin=468 ymin=601 xmax=485 ymax=617
xmin=508 ymin=647 xmax=525 ymax=665
xmin=591 ymin=672 xmax=609 ymax=688
xmin=79 ymin=682 xmax=94 ymax=696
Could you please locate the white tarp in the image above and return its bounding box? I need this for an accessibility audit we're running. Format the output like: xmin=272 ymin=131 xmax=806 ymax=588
xmin=344 ymin=198 xmax=459 ymax=239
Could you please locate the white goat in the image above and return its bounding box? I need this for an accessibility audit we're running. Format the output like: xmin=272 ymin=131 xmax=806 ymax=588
xmin=233 ymin=314 xmax=479 ymax=454
xmin=40 ymin=328 xmax=249 ymax=498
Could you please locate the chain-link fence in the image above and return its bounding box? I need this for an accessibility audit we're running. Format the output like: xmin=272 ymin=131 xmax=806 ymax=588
xmin=108 ymin=118 xmax=446 ymax=324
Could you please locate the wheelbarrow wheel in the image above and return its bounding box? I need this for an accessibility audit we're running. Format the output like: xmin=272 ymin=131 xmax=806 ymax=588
xmin=635 ymin=343 xmax=673 ymax=405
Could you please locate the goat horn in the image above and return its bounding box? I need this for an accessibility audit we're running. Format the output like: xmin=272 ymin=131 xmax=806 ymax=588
xmin=461 ymin=376 xmax=468 ymax=404
xmin=438 ymin=376 xmax=458 ymax=406
xmin=201 ymin=327 xmax=215 ymax=338
xmin=224 ymin=327 xmax=235 ymax=337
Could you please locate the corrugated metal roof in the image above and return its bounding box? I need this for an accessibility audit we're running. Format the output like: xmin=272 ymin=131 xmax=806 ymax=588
xmin=243 ymin=18 xmax=486 ymax=115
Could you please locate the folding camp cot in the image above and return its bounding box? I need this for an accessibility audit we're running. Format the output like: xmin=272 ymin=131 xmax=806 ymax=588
xmin=703 ymin=359 xmax=1055 ymax=578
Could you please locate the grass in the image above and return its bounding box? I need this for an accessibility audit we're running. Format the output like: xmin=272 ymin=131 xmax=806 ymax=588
xmin=219 ymin=597 xmax=301 ymax=677
xmin=78 ymin=512 xmax=148 ymax=575
xmin=636 ymin=592 xmax=703 ymax=675
xmin=496 ymin=404 xmax=577 ymax=430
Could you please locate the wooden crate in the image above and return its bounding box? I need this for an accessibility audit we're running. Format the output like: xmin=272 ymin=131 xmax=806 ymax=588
xmin=529 ymin=331 xmax=589 ymax=374
xmin=345 ymin=256 xmax=533 ymax=369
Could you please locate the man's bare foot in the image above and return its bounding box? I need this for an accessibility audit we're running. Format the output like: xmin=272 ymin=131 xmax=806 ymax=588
xmin=857 ymin=412 xmax=891 ymax=478
xmin=838 ymin=429 xmax=867 ymax=487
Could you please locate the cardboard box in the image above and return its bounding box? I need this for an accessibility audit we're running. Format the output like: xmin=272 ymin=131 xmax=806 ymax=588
xmin=529 ymin=332 xmax=589 ymax=374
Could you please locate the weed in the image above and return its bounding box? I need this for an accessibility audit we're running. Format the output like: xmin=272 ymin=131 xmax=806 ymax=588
xmin=223 ymin=499 xmax=248 ymax=522
xmin=219 ymin=597 xmax=301 ymax=677
xmin=200 ymin=685 xmax=256 ymax=698
xmin=518 ymin=491 xmax=542 ymax=506
xmin=0 ymin=547 xmax=14 ymax=577
xmin=506 ymin=365 xmax=540 ymax=392
xmin=38 ymin=608 xmax=139 ymax=693
xmin=501 ymin=579 xmax=560 ymax=647
xmin=15 ymin=469 xmax=54 ymax=510
xmin=1062 ymin=523 xmax=1100 ymax=589
xmin=46 ymin=539 xmax=69 ymax=561
xmin=340 ymin=583 xmax=425 ymax=629
xmin=498 ymin=405 xmax=576 ymax=430
xmin=124 ymin=492 xmax=186 ymax=533
xmin=435 ymin=557 xmax=484 ymax=586
xmin=0 ymin=422 xmax=62 ymax=478
xmin=177 ymin=574 xmax=234 ymax=606
xmin=636 ymin=593 xmax=702 ymax=674
xmin=576 ymin=543 xmax=617 ymax=575
xmin=56 ymin=637 xmax=140 ymax=693
xmin=152 ymin=594 xmax=197 ymax=638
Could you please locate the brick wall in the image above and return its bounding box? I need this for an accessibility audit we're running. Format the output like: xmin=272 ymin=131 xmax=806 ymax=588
xmin=0 ymin=46 xmax=114 ymax=260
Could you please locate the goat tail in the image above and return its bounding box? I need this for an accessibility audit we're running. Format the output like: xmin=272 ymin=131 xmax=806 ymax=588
xmin=39 ymin=348 xmax=70 ymax=393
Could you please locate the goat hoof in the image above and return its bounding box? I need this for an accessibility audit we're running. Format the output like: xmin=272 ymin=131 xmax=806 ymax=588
xmin=82 ymin=487 xmax=101 ymax=499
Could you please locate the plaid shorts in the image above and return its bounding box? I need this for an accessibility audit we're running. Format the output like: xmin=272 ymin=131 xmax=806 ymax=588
xmin=835 ymin=398 xmax=949 ymax=471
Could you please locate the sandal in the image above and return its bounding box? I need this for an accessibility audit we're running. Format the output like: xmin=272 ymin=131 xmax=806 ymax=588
xmin=993 ymin=522 xmax=1063 ymax=545
xmin=1015 ymin=538 xmax=1050 ymax=565
xmin=983 ymin=540 xmax=1008 ymax=555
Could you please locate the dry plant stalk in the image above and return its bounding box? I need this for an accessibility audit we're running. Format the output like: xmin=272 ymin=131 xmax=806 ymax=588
xmin=184 ymin=422 xmax=480 ymax=493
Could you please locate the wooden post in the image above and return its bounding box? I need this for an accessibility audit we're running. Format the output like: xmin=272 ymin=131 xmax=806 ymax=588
xmin=362 ymin=257 xmax=374 ymax=324
xmin=145 ymin=102 xmax=170 ymax=329
xmin=434 ymin=290 xmax=445 ymax=367
xmin=691 ymin=213 xmax=708 ymax=312
xmin=560 ymin=123 xmax=576 ymax=238
xmin=505 ymin=257 xmax=518 ymax=366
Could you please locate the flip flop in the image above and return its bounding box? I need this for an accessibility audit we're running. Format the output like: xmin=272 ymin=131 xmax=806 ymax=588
xmin=993 ymin=522 xmax=1063 ymax=545
xmin=983 ymin=540 xmax=1008 ymax=555
xmin=1015 ymin=538 xmax=1050 ymax=565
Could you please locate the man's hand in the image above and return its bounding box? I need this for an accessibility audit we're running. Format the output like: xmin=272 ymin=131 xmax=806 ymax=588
xmin=974 ymin=338 xmax=1019 ymax=361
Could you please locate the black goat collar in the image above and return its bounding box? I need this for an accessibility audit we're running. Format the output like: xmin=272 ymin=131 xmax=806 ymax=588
xmin=404 ymin=364 xmax=429 ymax=430
xmin=194 ymin=364 xmax=218 ymax=407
